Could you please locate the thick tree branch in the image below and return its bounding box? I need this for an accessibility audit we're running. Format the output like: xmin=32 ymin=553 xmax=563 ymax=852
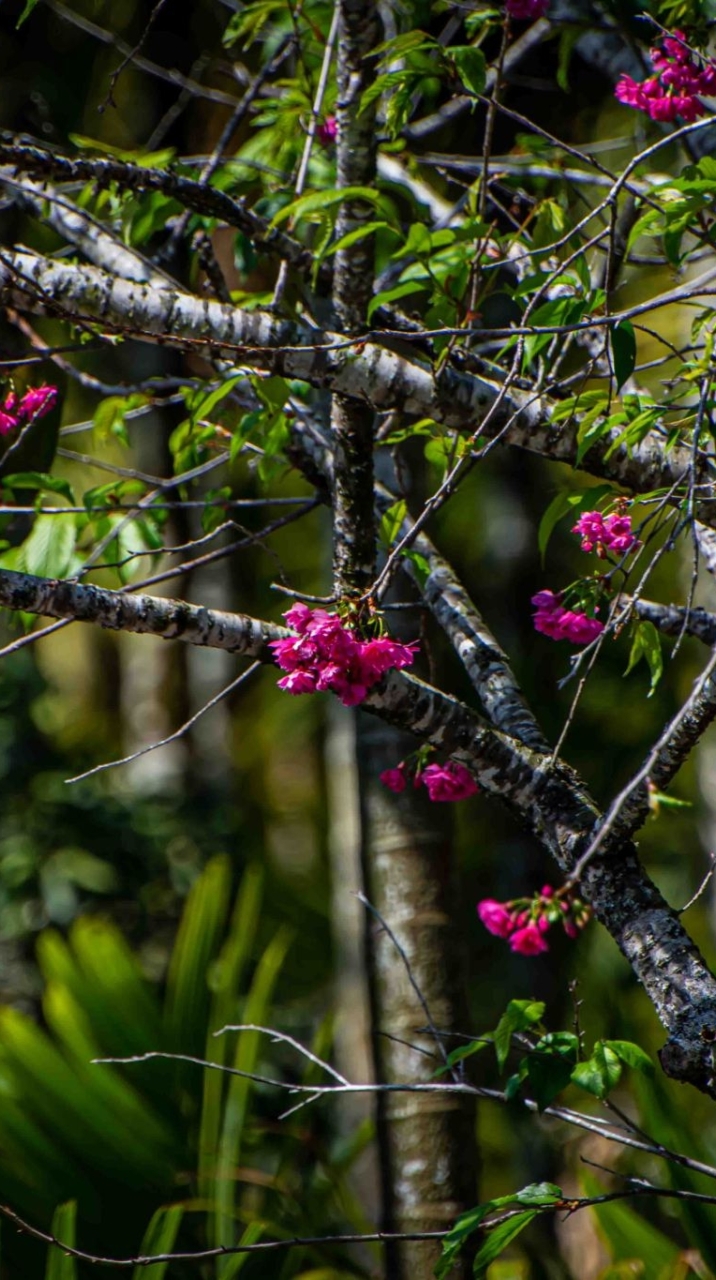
xmin=0 ymin=142 xmax=319 ymax=281
xmin=377 ymin=486 xmax=549 ymax=752
xmin=0 ymin=171 xmax=171 ymax=287
xmin=627 ymin=597 xmax=716 ymax=646
xmin=1 ymin=248 xmax=711 ymax=529
xmin=4 ymin=561 xmax=716 ymax=1093
xmin=329 ymin=0 xmax=380 ymax=596
xmin=0 ymin=568 xmax=286 ymax=653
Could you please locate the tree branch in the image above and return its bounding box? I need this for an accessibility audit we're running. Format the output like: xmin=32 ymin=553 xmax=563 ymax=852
xmin=2 ymin=248 xmax=711 ymax=529
xmin=0 ymin=568 xmax=286 ymax=654
xmin=4 ymin=559 xmax=716 ymax=1093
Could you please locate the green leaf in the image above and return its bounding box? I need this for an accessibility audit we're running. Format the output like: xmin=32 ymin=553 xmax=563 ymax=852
xmin=402 ymin=548 xmax=431 ymax=592
xmin=473 ymin=1210 xmax=538 ymax=1277
xmin=515 ymin=1182 xmax=562 ymax=1206
xmin=582 ymin=1173 xmax=681 ymax=1277
xmin=359 ymin=70 xmax=421 ymax=120
xmin=436 ymin=1184 xmax=561 ymax=1280
xmin=524 ymin=1054 xmax=574 ymax=1111
xmin=164 ymin=855 xmax=233 ymax=1056
xmin=392 ymin=222 xmax=433 ymax=259
xmin=379 ymin=499 xmax=407 ymax=548
xmin=449 ymin=46 xmax=486 ymax=96
xmin=556 ymin=27 xmax=580 ymax=91
xmin=255 ymin=374 xmax=290 ymax=412
xmin=537 ymin=491 xmax=583 ymax=564
xmin=367 ymin=280 xmax=427 ymax=321
xmin=199 ymin=865 xmax=264 ymax=1202
xmin=132 ymin=1205 xmax=184 ymax=1280
xmin=604 ymin=1040 xmax=655 ymax=1077
xmin=319 ymin=221 xmax=392 ymax=264
xmin=570 ymin=1041 xmax=622 ymax=1100
xmin=2 ymin=472 xmax=74 ymax=503
xmin=16 ymin=0 xmax=40 ymax=25
xmin=624 ymin=621 xmax=663 ymax=696
xmin=611 ymin=321 xmax=637 ymax=392
xmin=435 ymin=1202 xmax=495 ymax=1280
xmin=45 ymin=1201 xmax=77 ymax=1280
xmin=214 ymin=928 xmax=292 ymax=1278
xmin=24 ymin=513 xmax=77 ymax=579
xmin=373 ymin=29 xmax=437 ymax=61
xmin=494 ymin=1000 xmax=545 ymax=1071
xmin=186 ymin=375 xmax=244 ymax=425
xmin=432 ymin=1038 xmax=491 ymax=1078
xmin=575 ymin=404 xmax=612 ymax=466
xmin=271 ymin=186 xmax=393 ymax=228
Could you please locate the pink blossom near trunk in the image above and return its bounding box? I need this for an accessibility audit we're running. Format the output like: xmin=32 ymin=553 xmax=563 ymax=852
xmin=614 ymin=29 xmax=716 ymax=123
xmin=476 ymin=899 xmax=515 ymax=938
xmin=419 ymin=761 xmax=478 ymax=802
xmin=272 ymin=607 xmax=418 ymax=704
xmin=380 ymin=765 xmax=407 ymax=793
xmin=509 ymin=923 xmax=550 ymax=955
xmin=505 ymin=0 xmax=548 ymax=18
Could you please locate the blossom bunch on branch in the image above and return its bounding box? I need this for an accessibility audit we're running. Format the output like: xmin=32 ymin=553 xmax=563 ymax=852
xmin=572 ymin=509 xmax=638 ymax=558
xmin=380 ymin=758 xmax=479 ymax=802
xmin=615 ymin=29 xmax=716 ymax=123
xmin=477 ymin=886 xmax=590 ymax=955
xmin=505 ymin=0 xmax=548 ymax=19
xmin=531 ymin=590 xmax=603 ymax=644
xmin=0 ymin=384 xmax=57 ymax=437
xmin=271 ymin=603 xmax=418 ymax=706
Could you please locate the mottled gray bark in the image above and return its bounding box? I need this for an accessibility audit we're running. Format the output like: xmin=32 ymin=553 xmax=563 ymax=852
xmin=0 ymin=143 xmax=318 ymax=282
xmin=357 ymin=717 xmax=475 ymax=1280
xmin=329 ymin=0 xmax=380 ymax=597
xmin=328 ymin=8 xmax=475 ymax=1273
xmin=0 ymin=567 xmax=286 ymax=652
xmin=6 ymin=560 xmax=716 ymax=1093
xmin=2 ymin=248 xmax=712 ymax=530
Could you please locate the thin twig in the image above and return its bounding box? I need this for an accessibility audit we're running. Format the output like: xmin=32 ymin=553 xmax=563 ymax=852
xmin=66 ymin=662 xmax=261 ymax=784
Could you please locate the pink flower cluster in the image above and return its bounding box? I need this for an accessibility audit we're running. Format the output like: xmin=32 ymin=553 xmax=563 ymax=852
xmin=271 ymin=603 xmax=418 ymax=706
xmin=381 ymin=758 xmax=478 ymax=802
xmin=317 ymin=116 xmax=338 ymax=146
xmin=532 ymin=590 xmax=603 ymax=644
xmin=505 ymin=0 xmax=548 ymax=18
xmin=572 ymin=510 xmax=638 ymax=558
xmin=477 ymin=885 xmax=589 ymax=956
xmin=0 ymin=384 xmax=57 ymax=437
xmin=615 ymin=29 xmax=716 ymax=123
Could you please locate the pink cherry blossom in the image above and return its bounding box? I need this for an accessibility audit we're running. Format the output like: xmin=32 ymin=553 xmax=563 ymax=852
xmin=505 ymin=0 xmax=548 ymax=18
xmin=419 ymin=761 xmax=478 ymax=802
xmin=509 ymin=923 xmax=550 ymax=956
xmin=19 ymin=385 xmax=57 ymax=421
xmin=602 ymin=512 xmax=638 ymax=554
xmin=277 ymin=669 xmax=318 ymax=694
xmin=356 ymin=637 xmax=420 ymax=682
xmin=0 ymin=384 xmax=57 ymax=437
xmin=380 ymin=765 xmax=407 ymax=793
xmin=317 ymin=115 xmax=338 ymax=146
xmin=572 ymin=510 xmax=637 ymax=557
xmin=615 ymin=30 xmax=716 ymax=123
xmin=476 ymin=899 xmax=515 ymax=938
xmin=531 ymin=590 xmax=603 ymax=644
xmin=272 ymin=607 xmax=418 ymax=705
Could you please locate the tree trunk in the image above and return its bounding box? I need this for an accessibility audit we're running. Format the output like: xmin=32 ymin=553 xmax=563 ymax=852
xmin=357 ymin=715 xmax=477 ymax=1280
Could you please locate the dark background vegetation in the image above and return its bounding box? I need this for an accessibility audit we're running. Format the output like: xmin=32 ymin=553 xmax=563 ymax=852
xmin=1 ymin=0 xmax=715 ymax=1275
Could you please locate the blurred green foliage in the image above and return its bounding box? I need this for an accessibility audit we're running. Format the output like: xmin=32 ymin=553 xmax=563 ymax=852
xmin=0 ymin=857 xmax=374 ymax=1279
xmin=2 ymin=0 xmax=716 ymax=1274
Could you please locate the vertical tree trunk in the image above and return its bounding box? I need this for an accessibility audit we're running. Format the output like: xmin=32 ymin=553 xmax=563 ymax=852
xmin=327 ymin=3 xmax=478 ymax=1273
xmin=356 ymin=720 xmax=477 ymax=1280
